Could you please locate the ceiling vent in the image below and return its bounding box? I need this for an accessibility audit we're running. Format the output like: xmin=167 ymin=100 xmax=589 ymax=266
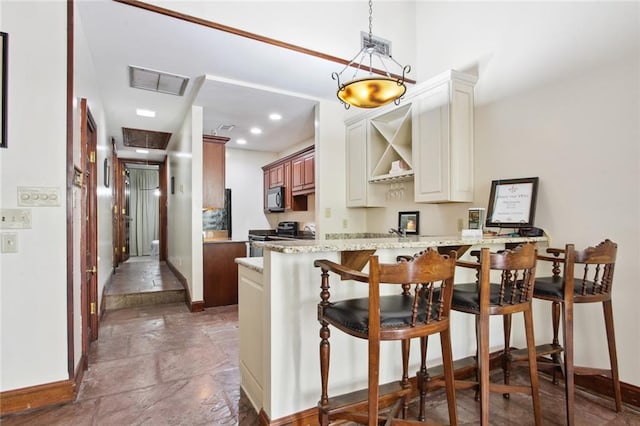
xmin=217 ymin=124 xmax=235 ymax=132
xmin=360 ymin=32 xmax=392 ymax=57
xmin=122 ymin=128 xmax=172 ymax=150
xmin=129 ymin=65 xmax=189 ymax=96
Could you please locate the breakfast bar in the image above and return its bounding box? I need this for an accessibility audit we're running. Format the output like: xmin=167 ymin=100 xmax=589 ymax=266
xmin=236 ymin=233 xmax=549 ymax=423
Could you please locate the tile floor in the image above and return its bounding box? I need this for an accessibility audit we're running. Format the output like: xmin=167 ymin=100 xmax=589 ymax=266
xmin=2 ymin=257 xmax=639 ymax=425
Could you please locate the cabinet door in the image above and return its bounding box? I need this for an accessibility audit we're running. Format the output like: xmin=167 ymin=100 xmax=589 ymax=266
xmin=292 ymin=157 xmax=304 ymax=192
xmin=203 ymin=140 xmax=226 ymax=209
xmin=203 ymin=242 xmax=248 ymax=307
xmin=263 ymin=170 xmax=269 ymax=210
xmin=269 ymin=164 xmax=284 ymax=187
xmin=346 ymin=120 xmax=385 ymax=207
xmin=303 ymin=154 xmax=314 ymax=189
xmin=412 ymin=80 xmax=474 ymax=203
xmin=284 ymin=161 xmax=292 ymax=209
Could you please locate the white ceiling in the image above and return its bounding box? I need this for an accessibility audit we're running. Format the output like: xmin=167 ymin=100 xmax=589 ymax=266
xmin=76 ymin=1 xmax=343 ymax=161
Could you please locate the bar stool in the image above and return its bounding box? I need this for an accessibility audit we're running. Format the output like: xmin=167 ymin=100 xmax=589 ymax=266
xmin=314 ymin=248 xmax=459 ymax=426
xmin=452 ymin=243 xmax=541 ymax=426
xmin=531 ymin=239 xmax=621 ymax=425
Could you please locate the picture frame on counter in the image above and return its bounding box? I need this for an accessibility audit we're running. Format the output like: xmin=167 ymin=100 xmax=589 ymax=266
xmin=486 ymin=177 xmax=539 ymax=228
xmin=398 ymin=211 xmax=419 ymax=235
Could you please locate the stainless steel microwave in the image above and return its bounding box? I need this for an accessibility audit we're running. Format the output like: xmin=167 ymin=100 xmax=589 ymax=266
xmin=266 ymin=186 xmax=284 ymax=212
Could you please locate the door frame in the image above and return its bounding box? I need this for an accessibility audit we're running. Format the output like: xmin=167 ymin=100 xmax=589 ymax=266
xmin=113 ymin=158 xmax=167 ymax=263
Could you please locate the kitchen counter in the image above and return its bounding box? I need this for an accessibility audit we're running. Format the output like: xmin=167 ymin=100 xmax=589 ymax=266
xmin=203 ymin=238 xmax=248 ymax=244
xmin=235 ymin=256 xmax=263 ymax=273
xmin=239 ymin=232 xmax=551 ymax=422
xmin=252 ymin=233 xmax=549 ymax=254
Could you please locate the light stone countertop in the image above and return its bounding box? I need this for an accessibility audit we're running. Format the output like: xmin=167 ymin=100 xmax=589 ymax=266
xmin=235 ymin=256 xmax=263 ymax=273
xmin=252 ymin=234 xmax=549 ymax=254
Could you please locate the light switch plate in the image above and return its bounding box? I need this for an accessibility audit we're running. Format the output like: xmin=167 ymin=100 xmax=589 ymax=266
xmin=17 ymin=187 xmax=61 ymax=207
xmin=1 ymin=209 xmax=32 ymax=229
xmin=1 ymin=233 xmax=18 ymax=253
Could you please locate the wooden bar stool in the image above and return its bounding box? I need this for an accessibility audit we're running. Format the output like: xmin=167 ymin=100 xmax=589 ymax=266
xmin=452 ymin=243 xmax=541 ymax=426
xmin=530 ymin=239 xmax=621 ymax=425
xmin=314 ymin=248 xmax=459 ymax=426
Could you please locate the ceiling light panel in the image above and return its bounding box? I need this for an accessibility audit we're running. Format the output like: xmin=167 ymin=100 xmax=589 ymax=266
xmin=129 ymin=65 xmax=189 ymax=96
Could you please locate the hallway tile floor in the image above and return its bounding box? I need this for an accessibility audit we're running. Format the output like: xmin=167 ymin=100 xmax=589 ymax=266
xmin=2 ymin=257 xmax=639 ymax=425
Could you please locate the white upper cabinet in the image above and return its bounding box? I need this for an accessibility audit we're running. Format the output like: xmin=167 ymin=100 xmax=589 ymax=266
xmin=345 ymin=69 xmax=477 ymax=207
xmin=412 ymin=71 xmax=476 ymax=203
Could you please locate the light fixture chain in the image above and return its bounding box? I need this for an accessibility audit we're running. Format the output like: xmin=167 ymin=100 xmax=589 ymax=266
xmin=368 ymin=0 xmax=373 ymax=43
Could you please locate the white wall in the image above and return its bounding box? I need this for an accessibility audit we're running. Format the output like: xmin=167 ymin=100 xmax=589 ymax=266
xmin=167 ymin=106 xmax=203 ymax=302
xmin=0 ymin=1 xmax=69 ymax=391
xmin=412 ymin=1 xmax=640 ymax=386
xmin=225 ymin=147 xmax=275 ymax=238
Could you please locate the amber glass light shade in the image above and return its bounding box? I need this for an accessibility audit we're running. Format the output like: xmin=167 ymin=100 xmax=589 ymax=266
xmin=337 ymin=77 xmax=407 ymax=108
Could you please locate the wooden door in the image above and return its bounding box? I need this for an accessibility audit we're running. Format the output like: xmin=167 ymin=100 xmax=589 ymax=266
xmin=80 ymin=99 xmax=99 ymax=358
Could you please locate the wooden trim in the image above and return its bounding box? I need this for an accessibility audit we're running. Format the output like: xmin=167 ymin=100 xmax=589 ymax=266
xmin=74 ymin=354 xmax=86 ymax=390
xmin=166 ymin=260 xmax=203 ymax=312
xmin=0 ymin=380 xmax=75 ymax=416
xmin=66 ymin=0 xmax=75 ymax=380
xmin=574 ymin=375 xmax=640 ymax=408
xmin=113 ymin=0 xmax=415 ymax=85
xmin=262 ymin=145 xmax=314 ymax=171
xmin=158 ymin=158 xmax=168 ymax=261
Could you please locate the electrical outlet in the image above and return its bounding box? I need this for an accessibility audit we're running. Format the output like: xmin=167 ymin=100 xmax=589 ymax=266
xmin=324 ymin=208 xmax=332 ymax=218
xmin=342 ymin=218 xmax=348 ymax=229
xmin=1 ymin=233 xmax=18 ymax=253
xmin=457 ymin=218 xmax=464 ymax=231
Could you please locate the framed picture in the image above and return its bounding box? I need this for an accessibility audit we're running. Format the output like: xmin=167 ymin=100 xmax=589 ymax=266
xmin=103 ymin=158 xmax=110 ymax=187
xmin=398 ymin=211 xmax=419 ymax=235
xmin=1 ymin=32 xmax=8 ymax=148
xmin=486 ymin=177 xmax=539 ymax=228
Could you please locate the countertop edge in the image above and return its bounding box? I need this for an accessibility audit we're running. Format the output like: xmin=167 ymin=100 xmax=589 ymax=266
xmin=252 ymin=234 xmax=550 ymax=254
xmin=235 ymin=257 xmax=264 ymax=273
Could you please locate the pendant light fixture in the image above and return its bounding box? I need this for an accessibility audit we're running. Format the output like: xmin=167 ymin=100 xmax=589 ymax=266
xmin=332 ymin=0 xmax=411 ymax=109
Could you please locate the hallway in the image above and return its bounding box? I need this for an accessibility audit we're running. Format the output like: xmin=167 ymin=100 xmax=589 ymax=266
xmin=1 ymin=258 xmax=639 ymax=425
xmin=1 ymin=257 xmax=258 ymax=425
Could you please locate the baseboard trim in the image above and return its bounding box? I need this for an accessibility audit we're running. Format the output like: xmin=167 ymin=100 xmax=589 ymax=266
xmin=0 ymin=380 xmax=76 ymax=417
xmin=166 ymin=260 xmax=203 ymax=312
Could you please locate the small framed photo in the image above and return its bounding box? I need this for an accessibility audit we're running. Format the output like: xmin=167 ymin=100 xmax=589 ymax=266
xmin=398 ymin=211 xmax=419 ymax=235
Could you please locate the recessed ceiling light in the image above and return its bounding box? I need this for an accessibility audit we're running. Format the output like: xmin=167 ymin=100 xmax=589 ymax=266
xmin=136 ymin=149 xmax=149 ymax=154
xmin=236 ymin=139 xmax=247 ymax=145
xmin=136 ymin=108 xmax=156 ymax=118
xmin=250 ymin=127 xmax=262 ymax=135
xmin=269 ymin=113 xmax=282 ymax=121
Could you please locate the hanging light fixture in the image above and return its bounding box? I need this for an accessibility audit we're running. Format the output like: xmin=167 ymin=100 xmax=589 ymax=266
xmin=332 ymin=0 xmax=411 ymax=109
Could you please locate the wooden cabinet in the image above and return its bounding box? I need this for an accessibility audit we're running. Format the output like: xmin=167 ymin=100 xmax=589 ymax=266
xmin=262 ymin=145 xmax=314 ymax=212
xmin=203 ymin=241 xmax=247 ymax=307
xmin=292 ymin=151 xmax=314 ymax=195
xmin=203 ymin=135 xmax=229 ymax=209
xmin=268 ymin=163 xmax=284 ymax=188
xmin=345 ymin=70 xmax=476 ymax=206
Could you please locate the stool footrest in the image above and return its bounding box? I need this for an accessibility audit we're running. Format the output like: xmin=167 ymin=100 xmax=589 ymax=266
xmin=325 ymin=381 xmax=411 ymax=417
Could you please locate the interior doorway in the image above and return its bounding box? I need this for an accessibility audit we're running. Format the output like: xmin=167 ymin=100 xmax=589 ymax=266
xmin=113 ymin=158 xmax=167 ymax=268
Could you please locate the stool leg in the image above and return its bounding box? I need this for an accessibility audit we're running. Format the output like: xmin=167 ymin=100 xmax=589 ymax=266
xmin=401 ymin=338 xmax=411 ymax=419
xmin=524 ymin=308 xmax=542 ymax=426
xmin=551 ymin=301 xmax=562 ymax=385
xmin=603 ymin=300 xmax=623 ymax=412
xmin=478 ymin=312 xmax=490 ymax=426
xmin=440 ymin=328 xmax=458 ymax=426
xmin=562 ymin=298 xmax=575 ymax=426
xmin=417 ymin=335 xmax=429 ymax=421
xmin=318 ymin=321 xmax=330 ymax=426
xmin=502 ymin=313 xmax=512 ymax=399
